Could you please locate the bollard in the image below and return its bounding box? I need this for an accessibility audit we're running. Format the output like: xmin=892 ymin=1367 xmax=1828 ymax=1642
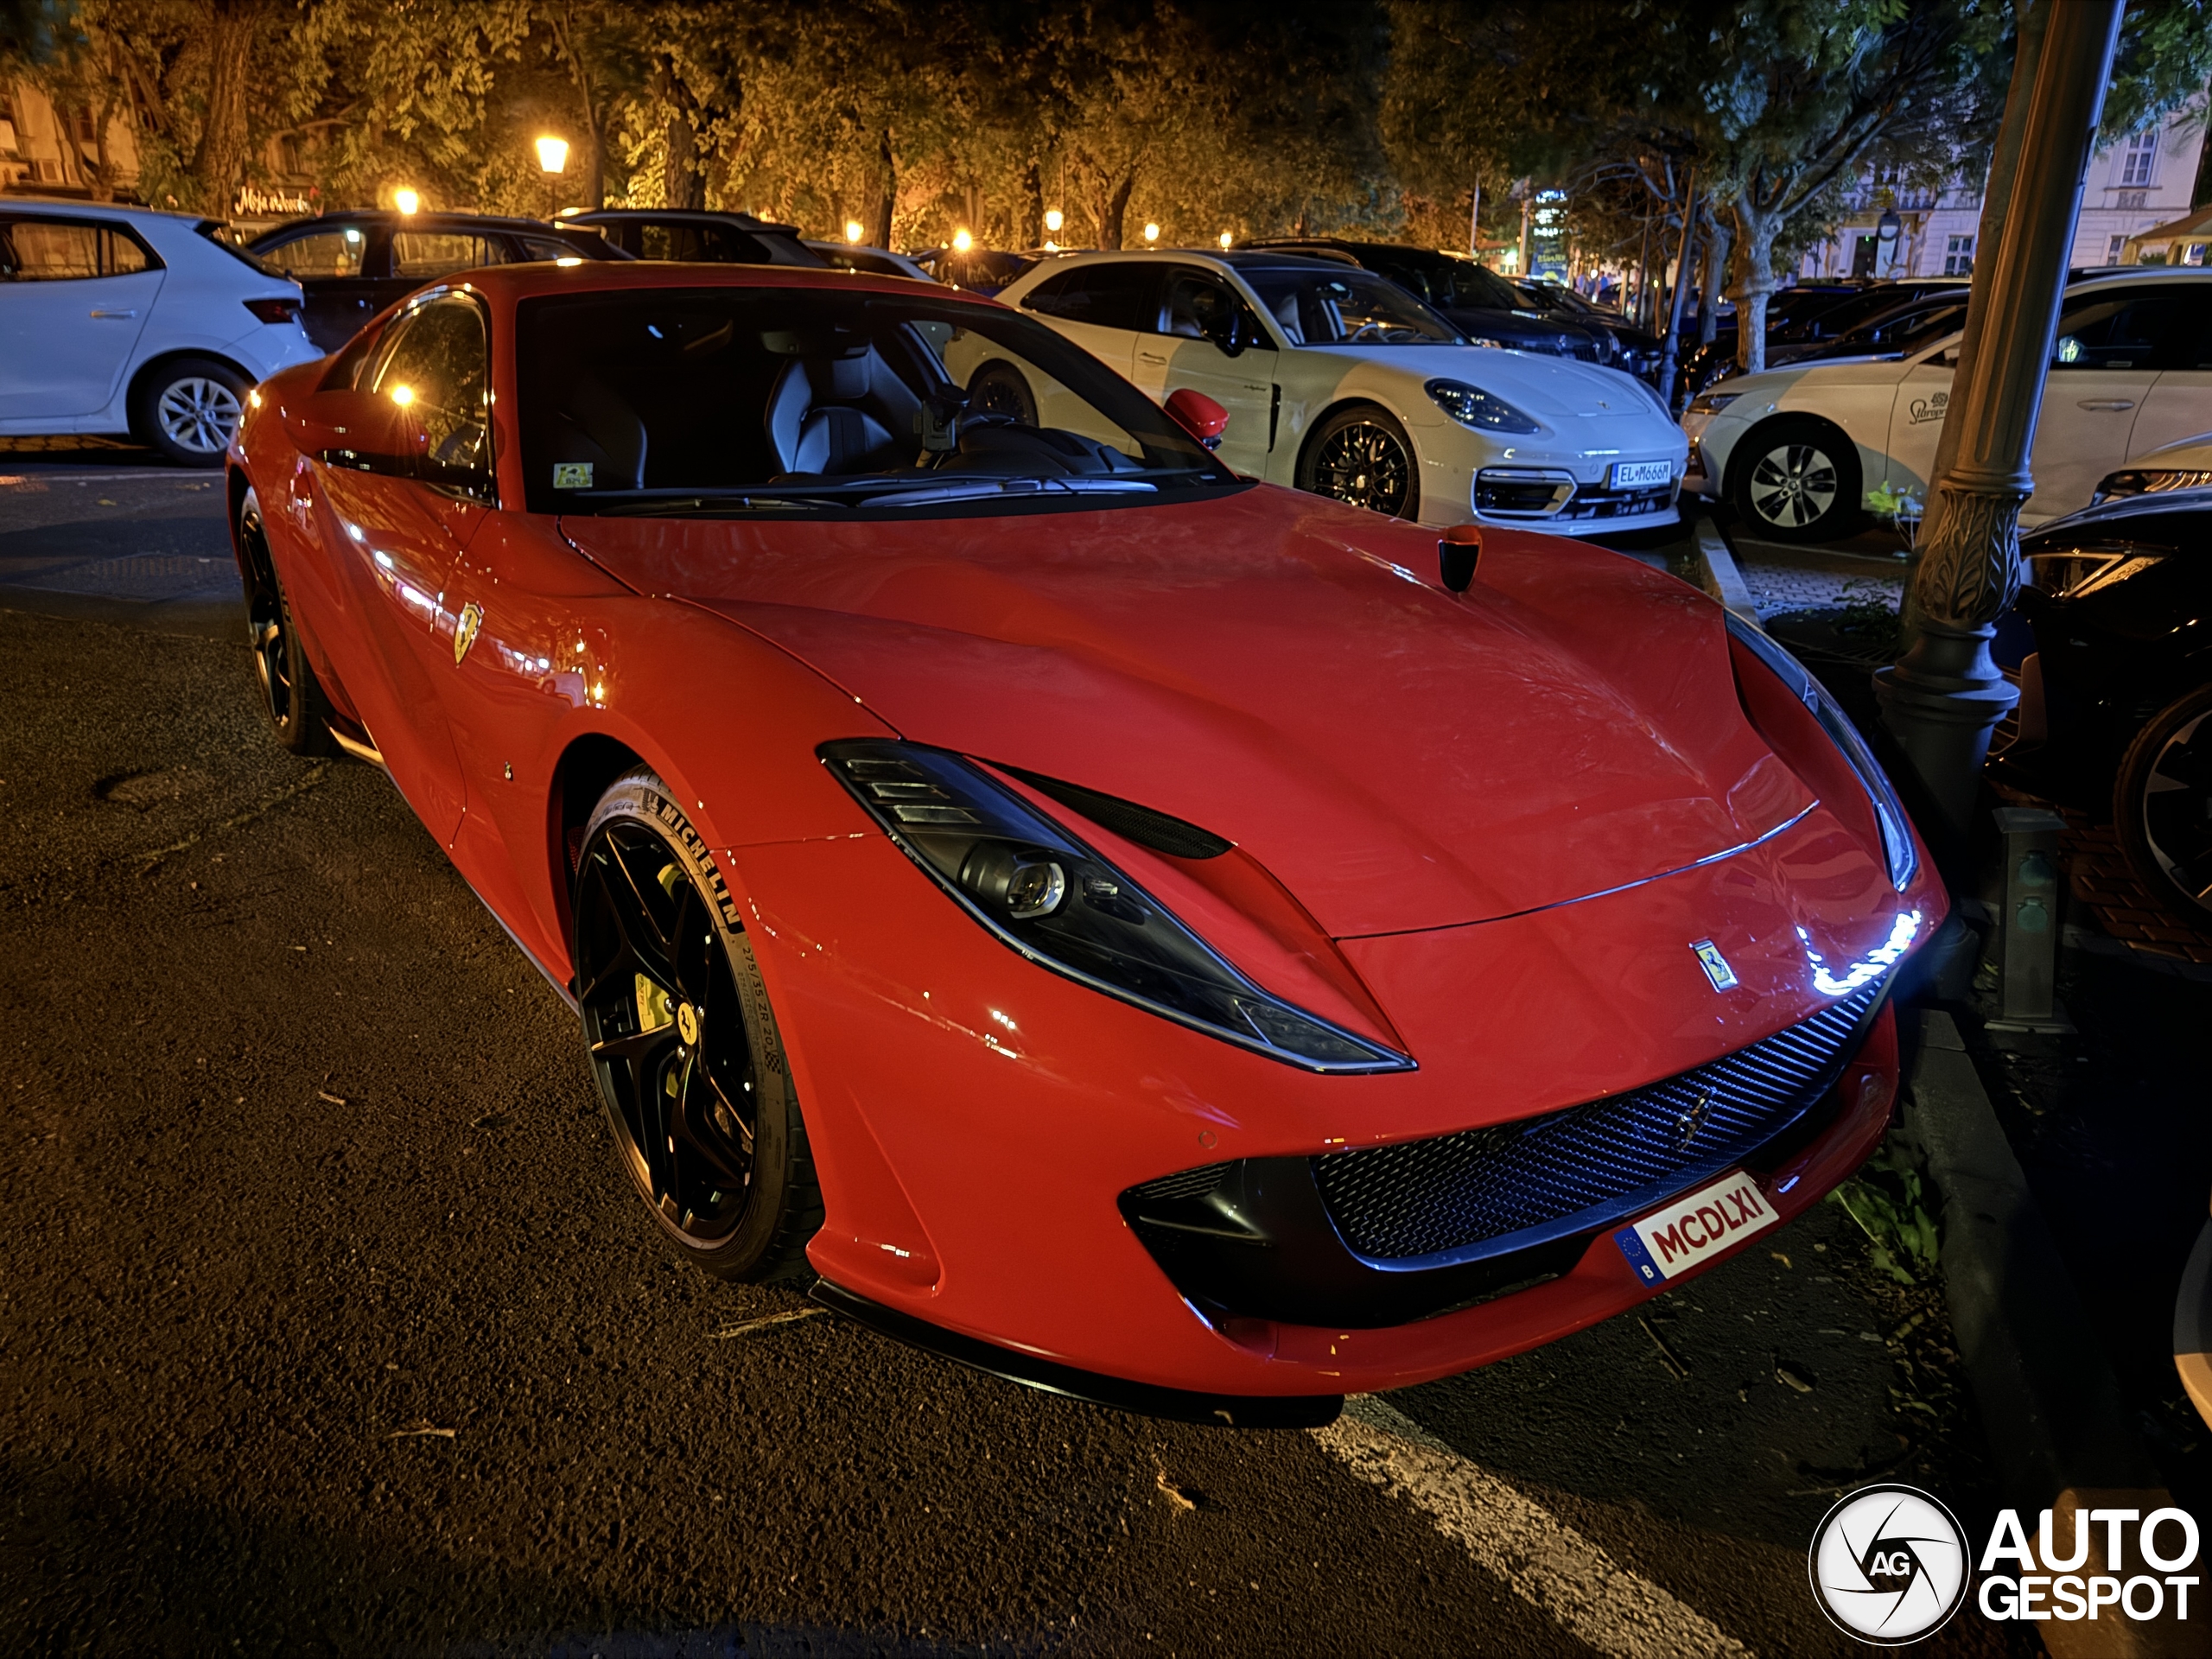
xmin=1986 ymin=805 xmax=2075 ymax=1036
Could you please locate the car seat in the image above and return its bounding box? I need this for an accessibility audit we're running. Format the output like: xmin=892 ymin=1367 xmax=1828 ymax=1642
xmin=764 ymin=346 xmax=923 ymax=475
xmin=547 ymin=371 xmax=647 ymax=491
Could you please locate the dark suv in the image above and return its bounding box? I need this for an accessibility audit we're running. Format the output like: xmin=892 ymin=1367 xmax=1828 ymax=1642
xmin=248 ymin=212 xmax=626 ymax=351
xmin=567 ymin=209 xmax=822 ymax=269
xmin=1244 ymin=238 xmax=1599 ymax=360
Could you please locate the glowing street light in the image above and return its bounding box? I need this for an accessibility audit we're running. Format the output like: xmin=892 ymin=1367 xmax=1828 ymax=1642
xmin=1143 ymin=222 xmax=1160 ymax=243
xmin=535 ymin=136 xmax=569 ymax=175
xmin=1043 ymin=208 xmax=1064 ymax=234
xmin=393 ymin=187 xmax=420 ymax=216
xmin=1217 ymin=231 xmax=1233 ymax=250
xmin=843 ymin=219 xmax=866 ymax=245
xmin=951 ymin=228 xmax=974 ymax=252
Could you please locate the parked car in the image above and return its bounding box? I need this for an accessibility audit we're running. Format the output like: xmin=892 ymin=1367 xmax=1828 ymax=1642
xmin=567 ymin=208 xmax=821 ymax=268
xmin=1766 ymin=280 xmax=1969 ymax=351
xmin=1681 ymin=269 xmax=2212 ymax=543
xmin=0 ymin=198 xmax=321 ymax=465
xmin=2094 ymin=430 xmax=2212 ymax=501
xmin=1700 ymin=293 xmax=1970 ymax=391
xmin=1676 ymin=281 xmax=1878 ymax=403
xmin=247 ymin=212 xmax=627 ymax=353
xmin=907 ymin=245 xmax=1037 ymax=296
xmin=1991 ymin=487 xmax=2212 ymax=924
xmin=228 ymin=258 xmax=1940 ymax=1418
xmin=805 ymin=240 xmax=935 ymax=282
xmin=1248 ymin=237 xmax=1599 ymax=360
xmin=1512 ymin=280 xmax=1663 ymax=377
xmin=992 ymin=249 xmax=1686 ymax=532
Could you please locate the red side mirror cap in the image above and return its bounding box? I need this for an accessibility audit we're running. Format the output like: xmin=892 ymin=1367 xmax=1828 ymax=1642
xmin=1439 ymin=524 xmax=1483 ymax=593
xmin=1165 ymin=388 xmax=1230 ymax=449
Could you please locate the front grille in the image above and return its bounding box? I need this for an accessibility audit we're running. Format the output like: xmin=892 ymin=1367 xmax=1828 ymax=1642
xmin=1313 ymin=982 xmax=1886 ymax=1263
xmin=1554 ymin=483 xmax=1675 ymax=522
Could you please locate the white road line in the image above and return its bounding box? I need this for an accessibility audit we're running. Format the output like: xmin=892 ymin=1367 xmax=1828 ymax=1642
xmin=1315 ymin=1397 xmax=1755 ymax=1659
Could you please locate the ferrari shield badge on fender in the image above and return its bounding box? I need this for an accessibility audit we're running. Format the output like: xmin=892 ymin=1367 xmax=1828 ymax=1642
xmin=1690 ymin=939 xmax=1738 ymax=992
xmin=454 ymin=601 xmax=483 ymax=665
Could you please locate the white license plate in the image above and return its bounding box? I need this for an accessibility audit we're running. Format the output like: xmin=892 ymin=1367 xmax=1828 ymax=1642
xmin=1613 ymin=1170 xmax=1779 ymax=1286
xmin=1610 ymin=460 xmax=1674 ymax=489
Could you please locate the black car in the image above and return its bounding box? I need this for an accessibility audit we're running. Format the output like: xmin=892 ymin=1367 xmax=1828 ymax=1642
xmin=567 ymin=208 xmax=822 ymax=269
xmin=1992 ymin=488 xmax=2212 ymax=924
xmin=1709 ymin=293 xmax=1969 ymax=384
xmin=248 ymin=212 xmax=627 ymax=352
xmin=1676 ymin=282 xmax=1876 ymax=401
xmin=1511 ymin=280 xmax=1662 ymax=377
xmin=1244 ymin=238 xmax=1599 ymax=360
xmin=906 ymin=245 xmax=1039 ymax=296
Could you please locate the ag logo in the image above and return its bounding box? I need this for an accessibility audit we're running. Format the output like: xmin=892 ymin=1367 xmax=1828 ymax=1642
xmin=1808 ymin=1484 xmax=1970 ymax=1644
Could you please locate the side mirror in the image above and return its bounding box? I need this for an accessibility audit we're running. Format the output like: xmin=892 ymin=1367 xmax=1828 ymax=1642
xmin=1165 ymin=388 xmax=1230 ymax=450
xmin=288 ymin=387 xmax=422 ymax=477
xmin=1438 ymin=524 xmax=1483 ymax=593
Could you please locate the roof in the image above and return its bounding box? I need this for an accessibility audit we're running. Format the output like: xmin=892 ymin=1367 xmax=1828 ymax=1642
xmin=574 ymin=207 xmax=805 ymax=238
xmin=251 ymin=210 xmax=601 ymax=236
xmin=438 ymin=259 xmax=1005 ymax=309
xmin=2123 ymin=205 xmax=2212 ymax=257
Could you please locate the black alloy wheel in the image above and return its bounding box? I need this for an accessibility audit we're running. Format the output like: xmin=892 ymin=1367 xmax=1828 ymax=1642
xmin=966 ymin=361 xmax=1039 ymax=425
xmin=1730 ymin=416 xmax=1865 ymax=543
xmin=574 ymin=769 xmax=820 ymax=1280
xmin=1300 ymin=404 xmax=1415 ymax=518
xmin=235 ymin=488 xmax=334 ymax=756
xmin=2114 ymin=684 xmax=2212 ymax=924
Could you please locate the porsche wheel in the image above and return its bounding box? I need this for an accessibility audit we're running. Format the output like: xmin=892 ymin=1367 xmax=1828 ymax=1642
xmin=2114 ymin=684 xmax=2212 ymax=924
xmin=1729 ymin=416 xmax=1864 ymax=543
xmin=574 ymin=770 xmax=821 ymax=1281
xmin=967 ymin=361 xmax=1038 ymax=425
xmin=1300 ymin=404 xmax=1415 ymax=518
xmin=235 ymin=488 xmax=334 ymax=756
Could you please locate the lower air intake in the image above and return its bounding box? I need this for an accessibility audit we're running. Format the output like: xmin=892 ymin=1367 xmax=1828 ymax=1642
xmin=1313 ymin=981 xmax=1886 ymax=1263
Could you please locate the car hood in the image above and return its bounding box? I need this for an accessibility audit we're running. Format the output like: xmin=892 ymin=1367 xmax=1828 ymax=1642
xmin=562 ymin=487 xmax=1812 ymax=938
xmin=1306 ymin=342 xmax=1663 ymax=425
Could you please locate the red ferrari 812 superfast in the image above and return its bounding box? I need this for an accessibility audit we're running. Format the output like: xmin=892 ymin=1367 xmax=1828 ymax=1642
xmin=226 ymin=262 xmax=1942 ymax=1426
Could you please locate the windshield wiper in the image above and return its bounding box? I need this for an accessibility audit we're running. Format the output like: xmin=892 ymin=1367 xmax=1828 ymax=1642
xmin=586 ymin=491 xmax=836 ymax=516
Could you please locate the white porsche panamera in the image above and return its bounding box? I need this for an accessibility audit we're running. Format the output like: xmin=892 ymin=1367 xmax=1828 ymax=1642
xmin=1681 ymin=268 xmax=2212 ymax=542
xmin=980 ymin=249 xmax=1687 ymax=533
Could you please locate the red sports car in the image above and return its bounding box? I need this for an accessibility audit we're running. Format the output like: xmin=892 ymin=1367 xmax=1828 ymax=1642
xmin=226 ymin=263 xmax=1942 ymax=1426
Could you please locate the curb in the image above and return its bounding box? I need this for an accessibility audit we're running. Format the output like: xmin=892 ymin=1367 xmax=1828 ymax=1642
xmin=1900 ymin=1007 xmax=2194 ymax=1656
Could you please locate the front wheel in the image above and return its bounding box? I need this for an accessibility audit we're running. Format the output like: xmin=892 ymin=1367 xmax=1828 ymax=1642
xmin=131 ymin=356 xmax=251 ymax=467
xmin=573 ymin=769 xmax=822 ymax=1281
xmin=2114 ymin=683 xmax=2212 ymax=925
xmin=1299 ymin=404 xmax=1417 ymax=518
xmin=1728 ymin=416 xmax=1865 ymax=543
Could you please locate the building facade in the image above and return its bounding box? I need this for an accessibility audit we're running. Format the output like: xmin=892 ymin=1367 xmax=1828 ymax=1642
xmin=0 ymin=80 xmax=142 ymax=199
xmin=1799 ymin=105 xmax=2207 ymax=281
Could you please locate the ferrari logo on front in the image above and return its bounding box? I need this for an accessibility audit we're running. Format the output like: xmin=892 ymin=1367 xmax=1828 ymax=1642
xmin=1690 ymin=939 xmax=1738 ymax=992
xmin=453 ymin=601 xmax=482 ymax=665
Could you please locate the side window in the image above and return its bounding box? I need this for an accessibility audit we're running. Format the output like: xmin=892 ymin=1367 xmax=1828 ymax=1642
xmin=2052 ymin=291 xmax=2195 ymax=371
xmin=636 ymin=222 xmax=701 ymax=261
xmin=0 ymin=219 xmax=149 ymax=281
xmin=1157 ymin=267 xmax=1270 ymax=350
xmin=264 ymin=229 xmax=366 ymax=278
xmin=392 ymin=232 xmax=502 ymax=279
xmin=517 ymin=236 xmax=582 ymax=263
xmin=369 ymin=296 xmax=493 ymax=495
xmin=1020 ymin=263 xmax=1157 ymax=332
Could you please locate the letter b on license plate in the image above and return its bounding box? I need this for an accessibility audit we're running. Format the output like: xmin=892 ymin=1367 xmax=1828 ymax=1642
xmin=1614 ymin=1170 xmax=1778 ymax=1285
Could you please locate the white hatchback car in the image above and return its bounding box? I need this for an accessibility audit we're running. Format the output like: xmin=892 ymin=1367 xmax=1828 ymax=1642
xmin=985 ymin=249 xmax=1687 ymax=532
xmin=0 ymin=199 xmax=321 ymax=465
xmin=1681 ymin=268 xmax=2212 ymax=541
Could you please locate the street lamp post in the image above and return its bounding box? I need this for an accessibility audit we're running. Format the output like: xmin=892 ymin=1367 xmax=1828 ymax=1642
xmin=1873 ymin=0 xmax=2125 ymax=844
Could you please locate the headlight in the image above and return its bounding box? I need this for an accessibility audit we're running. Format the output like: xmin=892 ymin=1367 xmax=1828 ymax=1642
xmin=1426 ymin=378 xmax=1541 ymax=434
xmin=2093 ymin=467 xmax=2212 ymax=502
xmin=1687 ymin=389 xmax=1741 ymax=416
xmin=821 ymin=741 xmax=1414 ymax=1073
xmin=1725 ymin=615 xmax=1916 ymax=891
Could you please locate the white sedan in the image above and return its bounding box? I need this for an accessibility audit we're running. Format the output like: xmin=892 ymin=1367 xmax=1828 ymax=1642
xmin=1681 ymin=268 xmax=2212 ymax=541
xmin=982 ymin=249 xmax=1686 ymax=532
xmin=0 ymin=200 xmax=321 ymax=465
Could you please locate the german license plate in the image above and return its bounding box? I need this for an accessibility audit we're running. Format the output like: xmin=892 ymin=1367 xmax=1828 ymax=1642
xmin=1613 ymin=1170 xmax=1778 ymax=1286
xmin=1610 ymin=459 xmax=1674 ymax=489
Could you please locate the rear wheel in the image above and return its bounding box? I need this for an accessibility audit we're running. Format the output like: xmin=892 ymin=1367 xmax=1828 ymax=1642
xmin=573 ymin=769 xmax=821 ymax=1281
xmin=1299 ymin=404 xmax=1416 ymax=518
xmin=235 ymin=488 xmax=334 ymax=756
xmin=2114 ymin=684 xmax=2212 ymax=925
xmin=1729 ymin=416 xmax=1865 ymax=543
xmin=131 ymin=355 xmax=250 ymax=467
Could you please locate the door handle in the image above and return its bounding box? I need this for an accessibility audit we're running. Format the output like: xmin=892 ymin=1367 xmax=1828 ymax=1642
xmin=1137 ymin=351 xmax=1167 ymax=365
xmin=89 ymin=308 xmax=139 ymax=319
xmin=2075 ymin=398 xmax=2135 ymax=410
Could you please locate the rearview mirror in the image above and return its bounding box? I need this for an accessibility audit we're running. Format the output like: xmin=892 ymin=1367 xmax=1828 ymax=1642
xmin=288 ymin=387 xmax=423 ymax=478
xmin=1165 ymin=388 xmax=1229 ymax=450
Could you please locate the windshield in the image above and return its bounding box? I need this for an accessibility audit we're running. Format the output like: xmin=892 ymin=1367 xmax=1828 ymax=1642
xmin=1239 ymin=269 xmax=1462 ymax=346
xmin=515 ymin=286 xmax=1234 ymax=515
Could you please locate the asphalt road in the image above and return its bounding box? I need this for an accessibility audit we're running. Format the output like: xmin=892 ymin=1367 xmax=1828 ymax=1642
xmin=0 ymin=456 xmax=2015 ymax=1657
